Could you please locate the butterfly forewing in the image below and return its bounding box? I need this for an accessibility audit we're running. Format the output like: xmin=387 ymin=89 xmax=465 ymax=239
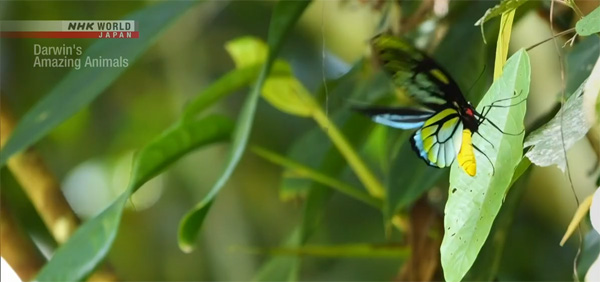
xmin=372 ymin=34 xmax=468 ymax=109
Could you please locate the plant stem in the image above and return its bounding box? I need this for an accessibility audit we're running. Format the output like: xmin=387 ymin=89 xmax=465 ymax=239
xmin=310 ymin=105 xmax=386 ymax=199
xmin=252 ymin=146 xmax=383 ymax=209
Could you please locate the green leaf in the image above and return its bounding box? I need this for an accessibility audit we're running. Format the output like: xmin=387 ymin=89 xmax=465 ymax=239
xmin=183 ymin=65 xmax=263 ymax=120
xmin=463 ymin=163 xmax=531 ymax=281
xmin=442 ymin=49 xmax=530 ymax=282
xmin=225 ymin=36 xmax=269 ymax=69
xmin=474 ymin=0 xmax=528 ymax=27
xmin=524 ymin=82 xmax=591 ymax=171
xmin=0 ymin=1 xmax=197 ymax=167
xmin=183 ymin=36 xmax=293 ymax=121
xmin=576 ymin=5 xmax=600 ymax=36
xmin=278 ymin=61 xmax=375 ymax=199
xmin=577 ymin=230 xmax=600 ymax=279
xmin=566 ymin=37 xmax=600 ymax=96
xmin=262 ymin=75 xmax=314 ymax=117
xmin=177 ymin=0 xmax=311 ymax=252
xmin=35 ymin=115 xmax=234 ymax=281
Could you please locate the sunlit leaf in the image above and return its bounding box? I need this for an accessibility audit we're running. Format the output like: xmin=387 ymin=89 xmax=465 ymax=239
xmin=560 ymin=193 xmax=593 ymax=246
xmin=524 ymin=82 xmax=591 ymax=171
xmin=35 ymin=115 xmax=233 ymax=281
xmin=576 ymin=5 xmax=600 ymax=36
xmin=463 ymin=165 xmax=531 ymax=281
xmin=278 ymin=60 xmax=374 ymax=200
xmin=260 ymin=66 xmax=384 ymax=199
xmin=262 ymin=75 xmax=314 ymax=117
xmin=442 ymin=49 xmax=530 ymax=282
xmin=225 ymin=36 xmax=269 ymax=69
xmin=0 ymin=1 xmax=198 ymax=167
xmin=182 ymin=38 xmax=292 ymax=121
xmin=177 ymin=0 xmax=311 ymax=252
xmin=494 ymin=9 xmax=515 ymax=80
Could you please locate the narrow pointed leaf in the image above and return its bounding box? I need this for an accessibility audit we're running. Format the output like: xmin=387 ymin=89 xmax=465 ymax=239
xmin=36 ymin=115 xmax=233 ymax=281
xmin=177 ymin=0 xmax=311 ymax=252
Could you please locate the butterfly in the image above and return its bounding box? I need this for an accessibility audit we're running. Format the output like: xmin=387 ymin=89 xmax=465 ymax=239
xmin=356 ymin=34 xmax=516 ymax=176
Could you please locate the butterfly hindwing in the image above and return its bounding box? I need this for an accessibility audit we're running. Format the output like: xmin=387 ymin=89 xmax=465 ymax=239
xmin=410 ymin=107 xmax=463 ymax=168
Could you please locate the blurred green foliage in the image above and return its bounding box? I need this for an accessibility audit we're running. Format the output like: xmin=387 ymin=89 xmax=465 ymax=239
xmin=1 ymin=1 xmax=599 ymax=281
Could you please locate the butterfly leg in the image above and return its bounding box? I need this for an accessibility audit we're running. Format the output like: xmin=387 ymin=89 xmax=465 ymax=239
xmin=473 ymin=144 xmax=495 ymax=176
xmin=474 ymin=111 xmax=525 ymax=136
xmin=474 ymin=131 xmax=495 ymax=149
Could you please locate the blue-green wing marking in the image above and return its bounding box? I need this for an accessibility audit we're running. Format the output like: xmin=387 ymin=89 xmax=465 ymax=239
xmin=411 ymin=108 xmax=463 ymax=168
xmin=355 ymin=107 xmax=435 ymax=129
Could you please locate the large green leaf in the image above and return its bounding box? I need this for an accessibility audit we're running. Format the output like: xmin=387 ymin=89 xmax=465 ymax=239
xmin=576 ymin=4 xmax=600 ymax=36
xmin=463 ymin=160 xmax=531 ymax=281
xmin=35 ymin=115 xmax=233 ymax=281
xmin=0 ymin=1 xmax=197 ymax=167
xmin=177 ymin=0 xmax=311 ymax=252
xmin=441 ymin=49 xmax=530 ymax=282
xmin=565 ymin=37 xmax=600 ymax=96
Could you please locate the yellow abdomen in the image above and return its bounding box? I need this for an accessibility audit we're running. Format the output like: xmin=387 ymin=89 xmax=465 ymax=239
xmin=457 ymin=129 xmax=476 ymax=176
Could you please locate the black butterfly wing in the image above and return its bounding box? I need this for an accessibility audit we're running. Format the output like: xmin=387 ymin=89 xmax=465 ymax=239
xmin=371 ymin=34 xmax=468 ymax=110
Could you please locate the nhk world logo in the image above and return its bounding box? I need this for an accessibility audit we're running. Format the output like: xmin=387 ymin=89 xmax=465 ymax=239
xmin=1 ymin=20 xmax=138 ymax=38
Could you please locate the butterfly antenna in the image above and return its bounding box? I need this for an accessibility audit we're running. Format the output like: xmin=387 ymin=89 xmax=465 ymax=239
xmin=473 ymin=144 xmax=495 ymax=176
xmin=479 ymin=98 xmax=527 ymax=119
xmin=465 ymin=64 xmax=487 ymax=97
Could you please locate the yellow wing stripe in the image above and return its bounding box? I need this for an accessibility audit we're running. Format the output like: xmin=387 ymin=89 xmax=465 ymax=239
xmin=423 ymin=108 xmax=456 ymax=127
xmin=457 ymin=129 xmax=476 ymax=176
xmin=430 ymin=69 xmax=450 ymax=85
xmin=421 ymin=124 xmax=437 ymax=139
